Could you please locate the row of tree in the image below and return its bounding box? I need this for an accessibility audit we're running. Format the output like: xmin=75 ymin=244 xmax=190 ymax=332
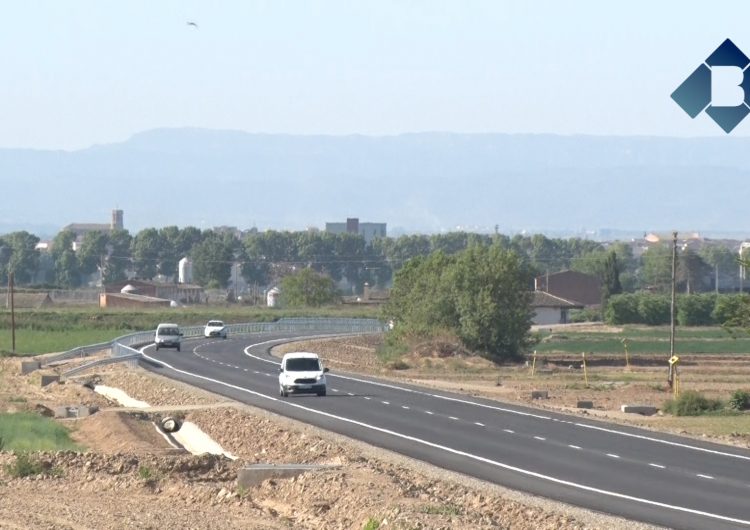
xmin=0 ymin=227 xmax=743 ymax=295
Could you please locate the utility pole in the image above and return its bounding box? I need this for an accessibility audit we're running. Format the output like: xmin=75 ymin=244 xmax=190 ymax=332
xmin=8 ymin=271 xmax=15 ymax=353
xmin=668 ymin=231 xmax=677 ymax=388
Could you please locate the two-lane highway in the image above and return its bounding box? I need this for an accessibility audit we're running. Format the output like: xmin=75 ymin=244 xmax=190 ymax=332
xmin=141 ymin=332 xmax=750 ymax=530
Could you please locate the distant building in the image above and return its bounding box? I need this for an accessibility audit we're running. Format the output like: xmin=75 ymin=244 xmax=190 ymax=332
xmin=104 ymin=279 xmax=204 ymax=304
xmin=534 ymin=270 xmax=601 ymax=307
xmin=62 ymin=209 xmax=124 ymax=239
xmin=325 ymin=217 xmax=386 ymax=244
xmin=530 ymin=291 xmax=583 ymax=325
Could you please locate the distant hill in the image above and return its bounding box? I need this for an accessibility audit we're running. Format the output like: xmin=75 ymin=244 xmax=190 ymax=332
xmin=2 ymin=128 xmax=750 ymax=236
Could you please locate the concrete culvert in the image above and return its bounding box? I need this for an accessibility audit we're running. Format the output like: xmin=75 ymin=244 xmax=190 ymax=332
xmin=161 ymin=416 xmax=182 ymax=433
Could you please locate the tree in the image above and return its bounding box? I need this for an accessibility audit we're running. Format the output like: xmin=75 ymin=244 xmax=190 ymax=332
xmin=280 ymin=268 xmax=338 ymax=307
xmin=105 ymin=230 xmax=132 ymax=283
xmin=51 ymin=230 xmax=79 ymax=288
xmin=78 ymin=231 xmax=109 ymax=277
xmin=601 ymin=250 xmax=623 ymax=301
xmin=385 ymin=244 xmax=535 ymax=362
xmin=131 ymin=228 xmax=162 ymax=279
xmin=192 ymin=235 xmax=233 ymax=288
xmin=2 ymin=231 xmax=40 ymax=285
xmin=699 ymin=245 xmax=736 ymax=292
xmin=678 ymin=249 xmax=711 ymax=294
xmin=450 ymin=245 xmax=535 ymax=361
xmin=641 ymin=245 xmax=672 ymax=291
xmin=158 ymin=226 xmax=181 ymax=279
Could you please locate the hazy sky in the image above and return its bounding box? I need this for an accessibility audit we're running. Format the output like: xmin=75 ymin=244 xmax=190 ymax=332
xmin=2 ymin=1 xmax=749 ymax=150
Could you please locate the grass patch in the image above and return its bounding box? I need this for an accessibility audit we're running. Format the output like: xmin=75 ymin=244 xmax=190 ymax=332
xmin=662 ymin=391 xmax=724 ymax=416
xmin=0 ymin=413 xmax=81 ymax=452
xmin=138 ymin=465 xmax=163 ymax=485
xmin=362 ymin=517 xmax=381 ymax=530
xmin=534 ymin=325 xmax=750 ymax=356
xmin=5 ymin=453 xmax=43 ymax=478
xmin=421 ymin=503 xmax=462 ymax=516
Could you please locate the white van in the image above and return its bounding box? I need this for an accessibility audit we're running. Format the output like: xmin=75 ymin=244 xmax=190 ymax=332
xmin=278 ymin=352 xmax=329 ymax=397
xmin=154 ymin=323 xmax=182 ymax=351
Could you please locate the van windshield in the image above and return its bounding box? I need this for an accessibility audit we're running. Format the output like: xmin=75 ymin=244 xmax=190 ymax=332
xmin=285 ymin=358 xmax=321 ymax=371
xmin=159 ymin=328 xmax=179 ymax=336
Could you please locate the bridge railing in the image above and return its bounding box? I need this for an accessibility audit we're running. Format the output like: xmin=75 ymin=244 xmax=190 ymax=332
xmin=51 ymin=317 xmax=386 ymax=378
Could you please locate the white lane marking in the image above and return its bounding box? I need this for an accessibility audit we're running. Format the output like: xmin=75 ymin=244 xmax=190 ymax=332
xmin=568 ymin=445 xmax=581 ymax=450
xmin=245 ymin=344 xmax=750 ymax=463
xmin=649 ymin=463 xmax=665 ymax=469
xmin=449 ymin=416 xmax=459 ymax=421
xmin=503 ymin=429 xmax=515 ymax=434
xmin=143 ymin=346 xmax=750 ymax=528
xmin=364 ymin=397 xmax=371 ymax=400
xmin=574 ymin=422 xmax=750 ymax=462
xmin=534 ymin=436 xmax=546 ymax=441
xmin=332 ymin=389 xmax=339 ymax=392
xmin=697 ymin=474 xmax=714 ymax=480
xmin=243 ymin=369 xmax=248 ymax=372
xmin=425 ymin=411 xmax=434 ymax=415
xmin=347 ymin=392 xmax=355 ymax=396
xmin=402 ymin=406 xmax=410 ymax=410
xmin=474 ymin=422 xmax=485 ymax=427
xmin=607 ymin=454 xmax=620 ymax=459
xmin=382 ymin=401 xmax=390 ymax=405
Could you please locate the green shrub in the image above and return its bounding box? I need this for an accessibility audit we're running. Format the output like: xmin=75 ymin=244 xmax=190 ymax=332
xmin=362 ymin=518 xmax=380 ymax=530
xmin=5 ymin=453 xmax=43 ymax=478
xmin=637 ymin=295 xmax=670 ymax=325
xmin=663 ymin=390 xmax=723 ymax=416
xmin=677 ymin=294 xmax=716 ymax=326
xmin=605 ymin=294 xmax=640 ymax=324
xmin=569 ymin=308 xmax=601 ymax=323
xmin=713 ymin=294 xmax=750 ymax=326
xmin=729 ymin=390 xmax=750 ymax=411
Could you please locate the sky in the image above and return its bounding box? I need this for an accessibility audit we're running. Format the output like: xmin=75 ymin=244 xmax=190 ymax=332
xmin=2 ymin=1 xmax=750 ymax=150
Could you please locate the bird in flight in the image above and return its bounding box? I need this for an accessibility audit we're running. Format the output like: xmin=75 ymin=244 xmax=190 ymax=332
xmin=187 ymin=21 xmax=198 ymax=28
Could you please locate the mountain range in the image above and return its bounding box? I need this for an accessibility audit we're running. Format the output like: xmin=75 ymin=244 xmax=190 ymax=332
xmin=2 ymin=128 xmax=750 ymax=239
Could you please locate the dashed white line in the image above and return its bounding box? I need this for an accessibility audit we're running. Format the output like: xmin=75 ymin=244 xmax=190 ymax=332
xmin=382 ymin=401 xmax=390 ymax=405
xmin=363 ymin=397 xmax=371 ymax=400
xmin=425 ymin=411 xmax=434 ymax=415
xmin=347 ymin=392 xmax=354 ymax=396
xmin=697 ymin=474 xmax=714 ymax=480
xmin=474 ymin=422 xmax=485 ymax=427
xmin=607 ymin=454 xmax=620 ymax=459
xmin=503 ymin=429 xmax=515 ymax=434
xmin=401 ymin=406 xmax=410 ymax=410
xmin=569 ymin=445 xmax=581 ymax=450
xmin=449 ymin=416 xmax=459 ymax=421
xmin=150 ymin=343 xmax=750 ymax=528
xmin=649 ymin=463 xmax=665 ymax=469
xmin=534 ymin=436 xmax=546 ymax=441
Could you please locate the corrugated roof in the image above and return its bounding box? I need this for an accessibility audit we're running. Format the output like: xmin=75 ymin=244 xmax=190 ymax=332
xmin=531 ymin=291 xmax=583 ymax=308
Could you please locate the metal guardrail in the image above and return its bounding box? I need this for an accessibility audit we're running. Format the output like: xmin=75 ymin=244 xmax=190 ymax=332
xmin=61 ymin=352 xmax=142 ymax=379
xmin=54 ymin=317 xmax=387 ymax=378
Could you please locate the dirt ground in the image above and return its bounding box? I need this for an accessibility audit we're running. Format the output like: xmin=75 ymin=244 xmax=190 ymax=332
xmin=5 ymin=330 xmax=735 ymax=529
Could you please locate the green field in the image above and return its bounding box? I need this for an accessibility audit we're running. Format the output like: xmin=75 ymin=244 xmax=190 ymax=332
xmin=534 ymin=326 xmax=750 ymax=356
xmin=0 ymin=305 xmax=382 ymax=355
xmin=0 ymin=412 xmax=81 ymax=451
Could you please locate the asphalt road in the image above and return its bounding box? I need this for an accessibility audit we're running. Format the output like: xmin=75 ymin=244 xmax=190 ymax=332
xmin=141 ymin=332 xmax=750 ymax=530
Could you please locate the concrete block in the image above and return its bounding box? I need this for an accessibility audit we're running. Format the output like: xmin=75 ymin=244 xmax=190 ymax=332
xmin=531 ymin=390 xmax=548 ymax=400
xmin=77 ymin=405 xmax=94 ymax=418
xmin=237 ymin=464 xmax=340 ymax=488
xmin=54 ymin=406 xmax=72 ymax=419
xmin=21 ymin=361 xmax=41 ymax=375
xmin=577 ymin=400 xmax=594 ymax=409
xmin=621 ymin=404 xmax=658 ymax=416
xmin=40 ymin=375 xmax=60 ymax=387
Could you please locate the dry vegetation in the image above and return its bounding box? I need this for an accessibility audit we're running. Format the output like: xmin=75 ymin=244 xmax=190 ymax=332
xmin=9 ymin=328 xmax=743 ymax=528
